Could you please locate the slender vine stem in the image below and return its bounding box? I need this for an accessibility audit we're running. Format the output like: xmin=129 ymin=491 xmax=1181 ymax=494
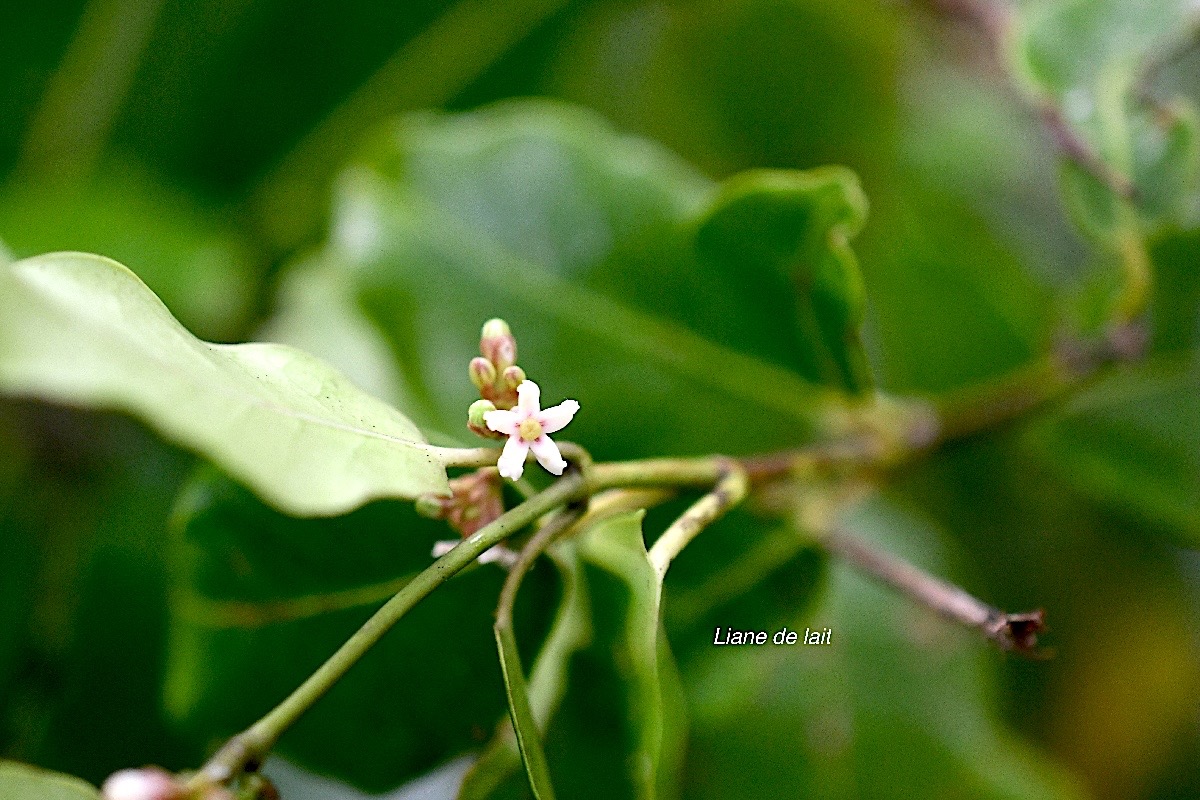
xmin=191 ymin=470 xmax=587 ymax=788
xmin=647 ymin=461 xmax=749 ymax=581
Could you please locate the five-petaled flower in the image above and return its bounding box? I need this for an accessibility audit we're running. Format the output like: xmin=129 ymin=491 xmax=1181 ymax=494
xmin=484 ymin=380 xmax=579 ymax=480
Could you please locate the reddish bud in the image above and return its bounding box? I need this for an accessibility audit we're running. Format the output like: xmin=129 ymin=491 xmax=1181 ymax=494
xmin=480 ymin=319 xmax=517 ymax=371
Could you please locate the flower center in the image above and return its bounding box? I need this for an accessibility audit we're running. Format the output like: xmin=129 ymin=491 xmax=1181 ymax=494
xmin=518 ymin=417 xmax=543 ymax=442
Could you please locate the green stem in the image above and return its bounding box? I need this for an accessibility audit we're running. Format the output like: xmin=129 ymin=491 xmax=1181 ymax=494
xmin=589 ymin=457 xmax=727 ymax=491
xmin=647 ymin=462 xmax=749 ymax=581
xmin=193 ymin=470 xmax=587 ymax=787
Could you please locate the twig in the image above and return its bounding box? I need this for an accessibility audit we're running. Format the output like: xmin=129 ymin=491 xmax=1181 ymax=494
xmin=930 ymin=322 xmax=1146 ymax=443
xmin=823 ymin=527 xmax=1046 ymax=655
xmin=647 ymin=461 xmax=749 ymax=581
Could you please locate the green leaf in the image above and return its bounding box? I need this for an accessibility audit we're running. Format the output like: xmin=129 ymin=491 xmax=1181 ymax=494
xmin=543 ymin=512 xmax=685 ymax=800
xmin=494 ymin=624 xmax=555 ymax=799
xmin=1012 ymin=0 xmax=1200 ymax=236
xmin=165 ymin=469 xmax=559 ymax=793
xmin=1024 ymin=357 xmax=1200 ymax=544
xmin=0 ymin=253 xmax=449 ymax=516
xmin=694 ymin=168 xmax=871 ymax=392
xmin=682 ymin=498 xmax=1086 ymax=800
xmin=0 ymin=161 xmax=258 ymax=341
xmin=459 ymin=511 xmax=686 ymax=800
xmin=0 ymin=762 xmax=99 ymax=799
xmin=859 ymin=183 xmax=1053 ymax=393
xmin=270 ymin=100 xmax=872 ymax=461
xmin=461 ymin=551 xmax=588 ymax=800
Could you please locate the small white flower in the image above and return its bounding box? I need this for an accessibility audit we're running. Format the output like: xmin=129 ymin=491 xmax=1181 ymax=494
xmin=483 ymin=380 xmax=579 ymax=480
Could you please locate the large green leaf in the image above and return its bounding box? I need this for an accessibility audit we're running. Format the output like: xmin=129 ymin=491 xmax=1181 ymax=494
xmin=0 ymin=762 xmax=98 ymax=799
xmin=1024 ymin=357 xmax=1200 ymax=544
xmin=272 ymin=100 xmax=872 ymax=461
xmin=1012 ymin=0 xmax=1200 ymax=237
xmin=459 ymin=511 xmax=686 ymax=800
xmin=682 ymin=497 xmax=1086 ymax=799
xmin=165 ymin=469 xmax=559 ymax=793
xmin=0 ymin=253 xmax=449 ymax=516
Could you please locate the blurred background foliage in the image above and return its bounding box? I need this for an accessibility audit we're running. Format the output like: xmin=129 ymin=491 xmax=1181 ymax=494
xmin=0 ymin=0 xmax=1198 ymax=798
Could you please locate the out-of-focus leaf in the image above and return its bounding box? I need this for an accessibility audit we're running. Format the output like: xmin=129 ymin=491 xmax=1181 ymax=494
xmin=546 ymin=0 xmax=900 ymax=176
xmin=0 ymin=163 xmax=257 ymax=341
xmin=1012 ymin=0 xmax=1200 ymax=237
xmin=682 ymin=497 xmax=1086 ymax=800
xmin=695 ymin=168 xmax=871 ymax=391
xmin=860 ymin=183 xmax=1053 ymax=393
xmin=0 ymin=762 xmax=98 ymax=799
xmin=165 ymin=469 xmax=558 ymax=793
xmin=0 ymin=406 xmax=198 ymax=781
xmin=1149 ymin=227 xmax=1200 ymax=353
xmin=272 ymin=100 xmax=872 ymax=461
xmin=1025 ymin=357 xmax=1200 ymax=544
xmin=542 ymin=512 xmax=685 ymax=800
xmin=0 ymin=253 xmax=449 ymax=516
xmin=458 ymin=511 xmax=686 ymax=800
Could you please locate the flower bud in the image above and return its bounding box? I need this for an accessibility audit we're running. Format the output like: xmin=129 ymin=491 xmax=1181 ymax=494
xmin=468 ymin=399 xmax=505 ymax=439
xmin=468 ymin=399 xmax=496 ymax=429
xmin=468 ymin=357 xmax=497 ymax=391
xmin=480 ymin=318 xmax=517 ymax=370
xmin=101 ymin=768 xmax=182 ymax=800
xmin=501 ymin=365 xmax=525 ymax=390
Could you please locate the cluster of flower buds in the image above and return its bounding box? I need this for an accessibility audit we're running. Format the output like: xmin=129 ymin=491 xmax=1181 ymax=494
xmin=415 ymin=468 xmax=505 ymax=537
xmin=468 ymin=319 xmax=525 ymax=438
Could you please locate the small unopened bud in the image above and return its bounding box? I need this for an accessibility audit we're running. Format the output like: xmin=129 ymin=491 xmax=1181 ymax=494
xmin=469 ymin=399 xmax=496 ymax=429
xmin=501 ymin=365 xmax=525 ymax=389
xmin=468 ymin=357 xmax=497 ymax=391
xmin=481 ymin=318 xmax=511 ymax=341
xmin=480 ymin=318 xmax=517 ymax=370
xmin=415 ymin=493 xmax=448 ymax=519
xmin=101 ymin=768 xmax=182 ymax=800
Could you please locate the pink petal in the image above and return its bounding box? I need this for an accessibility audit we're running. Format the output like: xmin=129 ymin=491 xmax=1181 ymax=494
xmin=529 ymin=436 xmax=567 ymax=475
xmin=484 ymin=408 xmax=521 ymax=435
xmin=497 ymin=436 xmax=530 ymax=480
xmin=536 ymin=399 xmax=579 ymax=434
xmin=517 ymin=380 xmax=541 ymax=415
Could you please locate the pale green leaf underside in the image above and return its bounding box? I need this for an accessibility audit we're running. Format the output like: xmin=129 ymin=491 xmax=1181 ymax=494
xmin=0 ymin=253 xmax=448 ymax=516
xmin=0 ymin=762 xmax=99 ymax=800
